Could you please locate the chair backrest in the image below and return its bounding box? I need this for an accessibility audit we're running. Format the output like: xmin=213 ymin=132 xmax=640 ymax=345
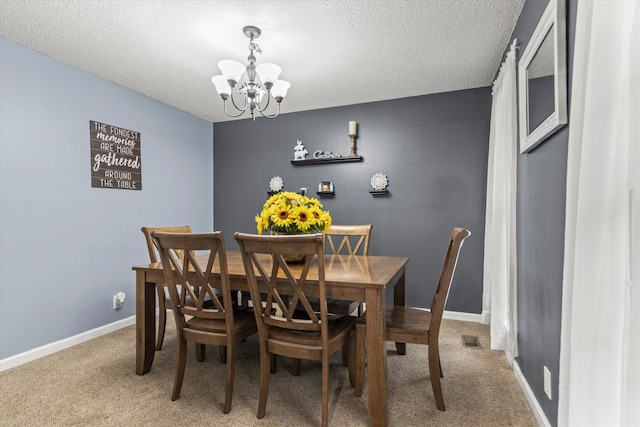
xmin=152 ymin=231 xmax=234 ymax=331
xmin=141 ymin=225 xmax=192 ymax=263
xmin=324 ymin=224 xmax=372 ymax=255
xmin=234 ymin=233 xmax=328 ymax=338
xmin=430 ymin=227 xmax=471 ymax=333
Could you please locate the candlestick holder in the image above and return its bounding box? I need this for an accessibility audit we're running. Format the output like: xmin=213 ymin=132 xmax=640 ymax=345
xmin=349 ymin=133 xmax=358 ymax=157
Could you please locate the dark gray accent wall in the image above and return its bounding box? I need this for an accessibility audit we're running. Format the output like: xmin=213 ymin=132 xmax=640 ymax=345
xmin=214 ymin=88 xmax=491 ymax=313
xmin=509 ymin=0 xmax=577 ymax=425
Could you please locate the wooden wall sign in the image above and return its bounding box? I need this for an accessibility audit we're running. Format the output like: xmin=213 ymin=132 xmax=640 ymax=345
xmin=90 ymin=120 xmax=142 ymax=190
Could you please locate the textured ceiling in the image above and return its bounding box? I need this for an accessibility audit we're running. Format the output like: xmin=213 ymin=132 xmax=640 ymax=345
xmin=0 ymin=0 xmax=524 ymax=123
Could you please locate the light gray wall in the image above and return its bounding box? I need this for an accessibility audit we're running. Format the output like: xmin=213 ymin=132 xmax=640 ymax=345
xmin=0 ymin=38 xmax=214 ymax=360
xmin=213 ymin=89 xmax=491 ymax=313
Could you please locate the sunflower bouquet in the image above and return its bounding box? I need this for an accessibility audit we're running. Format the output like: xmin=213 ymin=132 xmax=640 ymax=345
xmin=255 ymin=191 xmax=332 ymax=234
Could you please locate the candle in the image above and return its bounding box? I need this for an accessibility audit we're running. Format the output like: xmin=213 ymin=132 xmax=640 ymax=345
xmin=349 ymin=121 xmax=357 ymax=136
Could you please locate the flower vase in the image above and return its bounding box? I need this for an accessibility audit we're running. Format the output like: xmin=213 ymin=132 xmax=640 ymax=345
xmin=282 ymin=253 xmax=306 ymax=263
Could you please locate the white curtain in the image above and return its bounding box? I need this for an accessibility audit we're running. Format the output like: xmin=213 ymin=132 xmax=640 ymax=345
xmin=482 ymin=40 xmax=518 ymax=357
xmin=558 ymin=1 xmax=639 ymax=426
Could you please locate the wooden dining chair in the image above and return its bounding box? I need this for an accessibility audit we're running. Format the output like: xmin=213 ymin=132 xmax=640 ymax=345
xmin=152 ymin=231 xmax=257 ymax=414
xmin=141 ymin=225 xmax=192 ymax=351
xmin=319 ymin=224 xmax=372 ymax=317
xmin=234 ymin=232 xmax=357 ymax=427
xmin=296 ymin=224 xmax=371 ymax=375
xmin=353 ymin=226 xmax=470 ymax=410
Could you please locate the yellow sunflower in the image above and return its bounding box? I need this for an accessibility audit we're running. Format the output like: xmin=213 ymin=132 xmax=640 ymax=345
xmin=293 ymin=205 xmax=313 ymax=231
xmin=271 ymin=203 xmax=295 ymax=228
xmin=255 ymin=214 xmax=263 ymax=234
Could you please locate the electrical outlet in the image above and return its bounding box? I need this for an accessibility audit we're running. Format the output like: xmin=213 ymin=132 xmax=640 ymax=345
xmin=544 ymin=366 xmax=552 ymax=399
xmin=113 ymin=292 xmax=126 ymax=309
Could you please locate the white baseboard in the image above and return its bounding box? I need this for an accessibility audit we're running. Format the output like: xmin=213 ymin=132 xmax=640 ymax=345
xmin=0 ymin=315 xmax=136 ymax=372
xmin=443 ymin=310 xmax=483 ymax=323
xmin=481 ymin=309 xmax=491 ymax=325
xmin=510 ymin=356 xmax=552 ymax=427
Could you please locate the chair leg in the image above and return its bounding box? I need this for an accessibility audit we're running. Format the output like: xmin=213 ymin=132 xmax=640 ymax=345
xmin=322 ymin=354 xmax=329 ymax=427
xmin=429 ymin=342 xmax=445 ymax=411
xmin=156 ymin=286 xmax=167 ymax=351
xmin=341 ymin=342 xmax=349 ymax=367
xmin=219 ymin=346 xmax=227 ymax=364
xmin=396 ymin=342 xmax=406 ymax=355
xmin=257 ymin=343 xmax=271 ymax=419
xmin=171 ymin=337 xmax=188 ymax=401
xmin=354 ymin=322 xmax=365 ymax=397
xmin=290 ymin=358 xmax=301 ymax=376
xmin=223 ymin=344 xmax=235 ymax=414
xmin=348 ymin=332 xmax=356 ymax=389
xmin=196 ymin=343 xmax=206 ymax=362
xmin=270 ymin=354 xmax=278 ymax=373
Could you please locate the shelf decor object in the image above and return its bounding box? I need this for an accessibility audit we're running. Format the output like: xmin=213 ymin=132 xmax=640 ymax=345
xmin=349 ymin=121 xmax=358 ymax=156
xmin=293 ymin=140 xmax=308 ymax=160
xmin=317 ymin=181 xmax=335 ymax=196
xmin=211 ymin=25 xmax=291 ymax=120
xmin=370 ymin=172 xmax=389 ymax=194
xmin=267 ymin=176 xmax=284 ymax=195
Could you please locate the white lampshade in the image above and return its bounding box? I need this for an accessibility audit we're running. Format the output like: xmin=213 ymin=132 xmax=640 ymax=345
xmin=255 ymin=63 xmax=281 ymax=85
xmin=211 ymin=75 xmax=231 ymax=96
xmin=218 ymin=59 xmax=245 ymax=84
xmin=271 ymin=80 xmax=291 ymax=99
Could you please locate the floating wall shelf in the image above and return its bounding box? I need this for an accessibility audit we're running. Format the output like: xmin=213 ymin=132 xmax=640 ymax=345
xmin=291 ymin=156 xmax=363 ymax=166
xmin=316 ymin=191 xmax=335 ymax=197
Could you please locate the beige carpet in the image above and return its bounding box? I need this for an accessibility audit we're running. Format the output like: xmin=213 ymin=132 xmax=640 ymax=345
xmin=0 ymin=318 xmax=537 ymax=426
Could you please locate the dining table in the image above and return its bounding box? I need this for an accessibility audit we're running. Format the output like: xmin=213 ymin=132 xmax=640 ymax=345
xmin=133 ymin=251 xmax=409 ymax=427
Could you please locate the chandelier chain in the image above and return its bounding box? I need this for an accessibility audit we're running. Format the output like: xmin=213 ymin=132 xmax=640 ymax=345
xmin=249 ymin=40 xmax=262 ymax=55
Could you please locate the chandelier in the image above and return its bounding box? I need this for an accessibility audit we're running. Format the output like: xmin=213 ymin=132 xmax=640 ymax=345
xmin=211 ymin=26 xmax=290 ymax=120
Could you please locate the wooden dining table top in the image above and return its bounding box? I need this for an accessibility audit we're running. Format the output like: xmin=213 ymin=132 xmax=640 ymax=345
xmin=133 ymin=251 xmax=408 ymax=297
xmin=134 ymin=251 xmax=407 ymax=282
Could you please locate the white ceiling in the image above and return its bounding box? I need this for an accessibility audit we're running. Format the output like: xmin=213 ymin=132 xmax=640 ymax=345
xmin=0 ymin=0 xmax=524 ymax=123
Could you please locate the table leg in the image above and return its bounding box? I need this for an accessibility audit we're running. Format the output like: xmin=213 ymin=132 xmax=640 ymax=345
xmin=365 ymin=287 xmax=388 ymax=427
xmin=394 ymin=271 xmax=407 ymax=355
xmin=136 ymin=270 xmax=156 ymax=375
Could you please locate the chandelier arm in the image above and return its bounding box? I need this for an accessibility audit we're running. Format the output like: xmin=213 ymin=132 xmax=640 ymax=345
xmin=257 ymin=101 xmax=281 ymax=119
xmin=223 ymin=100 xmax=248 ymax=118
xmin=229 ymin=89 xmax=248 ymax=113
xmin=256 ymin=90 xmax=272 ymax=113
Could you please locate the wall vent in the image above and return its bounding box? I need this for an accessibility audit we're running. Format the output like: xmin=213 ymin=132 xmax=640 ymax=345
xmin=462 ymin=335 xmax=480 ymax=348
